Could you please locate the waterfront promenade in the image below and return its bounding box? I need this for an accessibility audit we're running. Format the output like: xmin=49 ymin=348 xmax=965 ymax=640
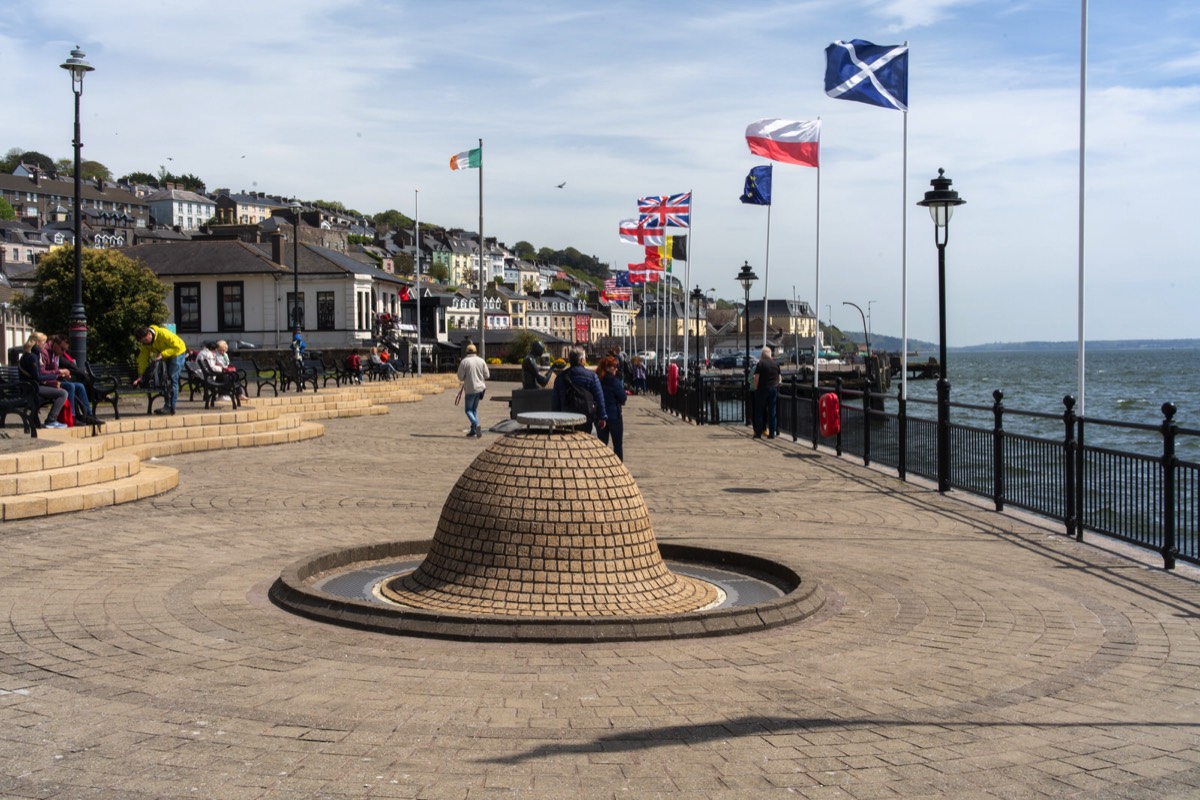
xmin=2 ymin=386 xmax=1199 ymax=799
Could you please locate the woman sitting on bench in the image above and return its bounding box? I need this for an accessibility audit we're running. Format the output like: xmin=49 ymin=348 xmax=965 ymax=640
xmin=19 ymin=332 xmax=68 ymax=429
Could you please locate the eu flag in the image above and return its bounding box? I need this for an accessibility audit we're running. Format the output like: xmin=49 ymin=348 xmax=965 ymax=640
xmin=825 ymin=40 xmax=908 ymax=111
xmin=740 ymin=165 xmax=772 ymax=206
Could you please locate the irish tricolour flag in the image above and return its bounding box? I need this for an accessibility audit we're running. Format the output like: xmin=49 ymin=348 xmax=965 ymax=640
xmin=745 ymin=119 xmax=820 ymax=167
xmin=449 ymin=148 xmax=481 ymax=170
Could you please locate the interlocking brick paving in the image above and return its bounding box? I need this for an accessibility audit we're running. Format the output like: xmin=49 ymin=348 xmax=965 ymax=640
xmin=1 ymin=386 xmax=1198 ymax=799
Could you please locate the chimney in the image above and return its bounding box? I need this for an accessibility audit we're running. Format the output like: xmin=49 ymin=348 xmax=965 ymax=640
xmin=271 ymin=231 xmax=285 ymax=265
xmin=31 ymin=168 xmax=41 ymax=186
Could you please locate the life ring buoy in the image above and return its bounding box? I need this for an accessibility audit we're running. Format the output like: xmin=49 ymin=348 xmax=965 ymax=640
xmin=667 ymin=363 xmax=679 ymax=395
xmin=818 ymin=392 xmax=841 ymax=437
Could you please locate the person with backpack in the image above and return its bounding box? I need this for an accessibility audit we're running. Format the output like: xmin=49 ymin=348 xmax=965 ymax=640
xmin=551 ymin=347 xmax=607 ymax=434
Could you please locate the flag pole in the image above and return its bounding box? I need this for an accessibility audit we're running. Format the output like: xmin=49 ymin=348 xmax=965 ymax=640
xmin=477 ymin=138 xmax=485 ymax=357
xmin=899 ymin=116 xmax=908 ymax=400
xmin=1077 ymin=1 xmax=1088 ymax=415
xmin=414 ymin=188 xmax=422 ymax=376
xmin=683 ymin=200 xmax=692 ymax=375
xmin=812 ymin=126 xmax=822 ymax=397
xmin=761 ymin=202 xmax=772 ymax=351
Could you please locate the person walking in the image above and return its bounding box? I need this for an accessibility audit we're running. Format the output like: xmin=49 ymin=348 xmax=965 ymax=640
xmin=596 ymin=355 xmax=627 ymax=460
xmin=551 ymin=347 xmax=607 ymax=435
xmin=752 ymin=345 xmax=781 ymax=439
xmin=456 ymin=344 xmax=490 ymax=438
xmin=132 ymin=325 xmax=187 ymax=415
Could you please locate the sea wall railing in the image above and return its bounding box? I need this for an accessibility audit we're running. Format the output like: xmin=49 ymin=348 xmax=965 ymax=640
xmin=650 ymin=371 xmax=1199 ymax=570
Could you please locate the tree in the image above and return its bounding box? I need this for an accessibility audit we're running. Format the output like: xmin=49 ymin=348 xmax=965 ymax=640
xmin=120 ymin=171 xmax=158 ymax=186
xmin=14 ymin=150 xmax=56 ymax=176
xmin=522 ymin=277 xmax=539 ymax=295
xmin=513 ymin=241 xmax=536 ymax=261
xmin=373 ymin=209 xmax=413 ymax=233
xmin=56 ymin=159 xmax=113 ymax=181
xmin=506 ymin=329 xmax=542 ymax=364
xmin=155 ymin=167 xmax=205 ymax=192
xmin=1 ymin=147 xmax=25 ymax=173
xmin=426 ymin=262 xmax=449 ymax=283
xmin=0 ymin=197 xmax=14 ymax=221
xmin=13 ymin=248 xmax=169 ymax=366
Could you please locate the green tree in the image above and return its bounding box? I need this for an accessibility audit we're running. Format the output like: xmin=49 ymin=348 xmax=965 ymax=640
xmin=0 ymin=196 xmax=14 ymax=221
xmin=120 ymin=171 xmax=158 ymax=186
xmin=513 ymin=240 xmax=536 ymax=261
xmin=1 ymin=147 xmax=25 ymax=173
xmin=521 ymin=277 xmax=539 ymax=295
xmin=506 ymin=329 xmax=542 ymax=364
xmin=13 ymin=248 xmax=169 ymax=366
xmin=14 ymin=150 xmax=56 ymax=176
xmin=426 ymin=262 xmax=449 ymax=283
xmin=373 ymin=209 xmax=413 ymax=233
xmin=55 ymin=158 xmax=112 ymax=180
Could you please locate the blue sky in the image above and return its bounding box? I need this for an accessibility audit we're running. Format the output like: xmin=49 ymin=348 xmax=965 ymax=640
xmin=4 ymin=0 xmax=1198 ymax=346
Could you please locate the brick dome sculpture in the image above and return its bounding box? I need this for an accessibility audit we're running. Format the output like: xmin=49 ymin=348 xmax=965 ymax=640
xmin=381 ymin=430 xmax=719 ymax=617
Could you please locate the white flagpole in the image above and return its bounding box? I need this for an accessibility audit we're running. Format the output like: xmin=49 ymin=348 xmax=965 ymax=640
xmin=1077 ymin=0 xmax=1088 ymax=415
xmin=414 ymin=188 xmax=422 ymax=376
xmin=682 ymin=193 xmax=692 ymax=374
xmin=901 ymin=100 xmax=910 ymax=402
xmin=477 ymin=138 xmax=486 ymax=357
xmin=813 ymin=136 xmax=822 ymax=394
xmin=761 ymin=202 xmax=771 ymax=351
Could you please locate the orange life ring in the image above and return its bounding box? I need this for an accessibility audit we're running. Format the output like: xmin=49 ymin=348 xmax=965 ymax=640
xmin=667 ymin=363 xmax=679 ymax=395
xmin=818 ymin=392 xmax=841 ymax=437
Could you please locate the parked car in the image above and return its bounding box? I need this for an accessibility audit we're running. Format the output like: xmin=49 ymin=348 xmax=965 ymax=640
xmin=711 ymin=353 xmax=759 ymax=371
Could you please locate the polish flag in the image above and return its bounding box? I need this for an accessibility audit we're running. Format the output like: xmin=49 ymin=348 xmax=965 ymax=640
xmin=745 ymin=119 xmax=820 ymax=167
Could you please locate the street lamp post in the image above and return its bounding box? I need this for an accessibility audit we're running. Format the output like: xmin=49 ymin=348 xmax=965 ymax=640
xmin=288 ymin=198 xmax=302 ymax=338
xmin=916 ymin=168 xmax=966 ymax=493
xmin=61 ymin=46 xmax=94 ymax=367
xmin=690 ymin=286 xmax=706 ymax=369
xmin=736 ymin=261 xmax=758 ymax=426
xmin=842 ymin=301 xmax=868 ymax=358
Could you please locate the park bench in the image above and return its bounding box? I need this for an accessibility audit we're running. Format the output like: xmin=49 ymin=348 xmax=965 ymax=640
xmin=0 ymin=365 xmax=41 ymax=437
xmin=305 ymin=355 xmax=338 ymax=388
xmin=87 ymin=363 xmax=168 ymax=418
xmin=277 ymin=357 xmax=318 ymax=393
xmin=244 ymin=358 xmax=280 ymax=397
xmin=184 ymin=360 xmax=242 ymax=409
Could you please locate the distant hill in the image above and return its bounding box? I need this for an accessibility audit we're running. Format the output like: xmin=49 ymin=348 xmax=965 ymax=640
xmin=954 ymin=339 xmax=1200 ymax=353
xmin=839 ymin=336 xmax=1199 ymax=354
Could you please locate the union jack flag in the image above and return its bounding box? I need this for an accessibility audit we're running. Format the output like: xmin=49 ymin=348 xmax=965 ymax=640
xmin=638 ymin=191 xmax=691 ymax=228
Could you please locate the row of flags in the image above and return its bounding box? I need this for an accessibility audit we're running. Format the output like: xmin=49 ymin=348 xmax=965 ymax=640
xmin=449 ymin=39 xmax=909 ymax=305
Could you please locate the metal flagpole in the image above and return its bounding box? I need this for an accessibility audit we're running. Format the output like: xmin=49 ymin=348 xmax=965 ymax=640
xmin=1077 ymin=1 xmax=1088 ymax=415
xmin=414 ymin=189 xmax=422 ymax=376
xmin=478 ymin=138 xmax=486 ymax=357
xmin=901 ymin=50 xmax=910 ymax=402
xmin=762 ymin=202 xmax=772 ymax=350
xmin=813 ymin=147 xmax=822 ymax=395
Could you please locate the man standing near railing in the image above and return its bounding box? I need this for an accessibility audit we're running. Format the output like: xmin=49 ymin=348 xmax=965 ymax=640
xmin=752 ymin=346 xmax=781 ymax=440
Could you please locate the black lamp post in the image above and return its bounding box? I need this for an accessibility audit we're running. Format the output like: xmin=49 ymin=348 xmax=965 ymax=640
xmin=916 ymin=168 xmax=966 ymax=493
xmin=61 ymin=46 xmax=94 ymax=367
xmin=736 ymin=261 xmax=758 ymax=426
xmin=288 ymin=198 xmax=302 ymax=336
xmin=690 ymin=285 xmax=705 ymax=369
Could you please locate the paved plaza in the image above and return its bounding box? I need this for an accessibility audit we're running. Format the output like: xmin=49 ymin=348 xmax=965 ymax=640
xmin=2 ymin=384 xmax=1199 ymax=799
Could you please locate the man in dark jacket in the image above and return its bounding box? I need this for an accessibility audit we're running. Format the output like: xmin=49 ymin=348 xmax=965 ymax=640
xmin=752 ymin=345 xmax=782 ymax=439
xmin=551 ymin=347 xmax=607 ymax=434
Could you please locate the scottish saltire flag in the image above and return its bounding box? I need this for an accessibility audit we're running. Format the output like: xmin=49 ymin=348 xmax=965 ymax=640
xmin=638 ymin=192 xmax=691 ymax=228
xmin=825 ymin=40 xmax=908 ymax=111
xmin=618 ymin=218 xmax=667 ymax=245
xmin=740 ymin=165 xmax=772 ymax=205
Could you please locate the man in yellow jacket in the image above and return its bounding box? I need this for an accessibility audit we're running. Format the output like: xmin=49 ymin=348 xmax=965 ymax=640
xmin=132 ymin=325 xmax=187 ymax=415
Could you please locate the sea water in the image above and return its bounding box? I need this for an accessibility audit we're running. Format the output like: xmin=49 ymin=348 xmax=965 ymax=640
xmin=889 ymin=347 xmax=1199 ymax=461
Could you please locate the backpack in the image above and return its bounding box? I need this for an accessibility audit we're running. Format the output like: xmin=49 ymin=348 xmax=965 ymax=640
xmin=562 ymin=371 xmax=596 ymax=418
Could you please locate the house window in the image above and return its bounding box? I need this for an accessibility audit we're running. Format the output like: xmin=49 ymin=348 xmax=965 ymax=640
xmin=317 ymin=291 xmax=335 ymax=331
xmin=287 ymin=292 xmax=305 ymax=330
xmin=174 ymin=283 xmax=201 ymax=333
xmin=217 ymin=281 xmax=244 ymax=332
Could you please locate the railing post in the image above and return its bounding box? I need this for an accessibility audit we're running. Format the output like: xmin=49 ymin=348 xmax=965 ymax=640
xmin=835 ymin=378 xmax=844 ymax=457
xmin=811 ymin=380 xmax=820 ymax=450
xmin=897 ymin=385 xmax=907 ymax=481
xmin=862 ymin=381 xmax=872 ymax=467
xmin=790 ymin=372 xmax=799 ymax=442
xmin=1161 ymin=402 xmax=1178 ymax=570
xmin=1063 ymin=395 xmax=1078 ymax=540
xmin=992 ymin=390 xmax=1005 ymax=511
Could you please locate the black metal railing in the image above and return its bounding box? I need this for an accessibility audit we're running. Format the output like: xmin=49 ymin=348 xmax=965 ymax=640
xmin=648 ymin=372 xmax=1199 ymax=569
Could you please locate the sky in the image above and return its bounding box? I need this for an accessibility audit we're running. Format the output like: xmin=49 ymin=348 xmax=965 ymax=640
xmin=3 ymin=0 xmax=1199 ymax=346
